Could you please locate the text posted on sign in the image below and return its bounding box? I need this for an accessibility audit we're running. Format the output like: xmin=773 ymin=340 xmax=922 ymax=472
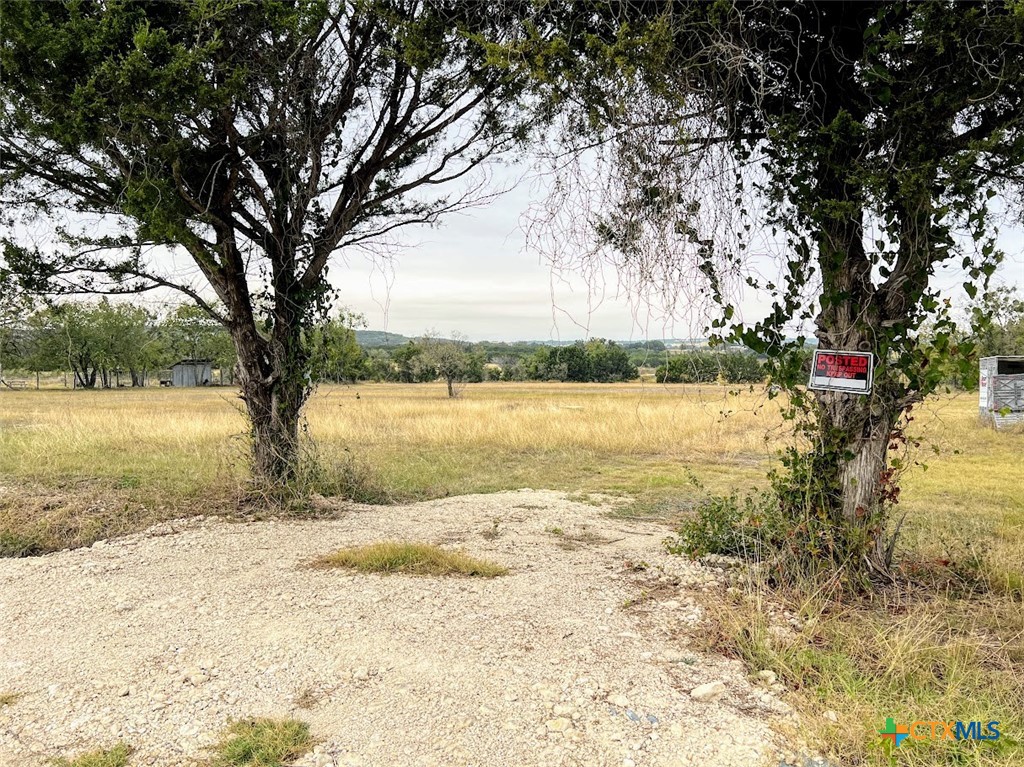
xmin=808 ymin=350 xmax=874 ymax=394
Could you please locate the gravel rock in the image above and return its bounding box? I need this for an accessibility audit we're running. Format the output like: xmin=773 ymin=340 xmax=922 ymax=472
xmin=689 ymin=681 xmax=728 ymax=702
xmin=0 ymin=490 xmax=783 ymax=767
xmin=545 ymin=717 xmax=573 ymax=733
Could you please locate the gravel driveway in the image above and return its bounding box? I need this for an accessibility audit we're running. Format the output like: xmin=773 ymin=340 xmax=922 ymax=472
xmin=0 ymin=490 xmax=789 ymax=767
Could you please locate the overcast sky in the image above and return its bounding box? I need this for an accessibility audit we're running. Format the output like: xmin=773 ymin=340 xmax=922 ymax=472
xmin=13 ymin=164 xmax=1024 ymax=344
xmin=325 ymin=177 xmax=1024 ymax=343
xmin=331 ymin=180 xmax=698 ymax=343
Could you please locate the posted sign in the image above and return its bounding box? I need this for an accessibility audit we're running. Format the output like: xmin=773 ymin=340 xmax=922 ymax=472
xmin=808 ymin=349 xmax=874 ymax=395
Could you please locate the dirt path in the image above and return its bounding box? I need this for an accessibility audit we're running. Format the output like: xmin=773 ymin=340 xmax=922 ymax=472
xmin=0 ymin=490 xmax=791 ymax=767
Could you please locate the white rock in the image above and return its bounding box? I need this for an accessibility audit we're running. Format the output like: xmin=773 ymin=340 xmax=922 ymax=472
xmin=545 ymin=717 xmax=573 ymax=733
xmin=689 ymin=681 xmax=727 ymax=701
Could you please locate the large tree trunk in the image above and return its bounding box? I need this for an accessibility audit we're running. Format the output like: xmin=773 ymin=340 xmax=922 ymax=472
xmin=230 ymin=313 xmax=311 ymax=488
xmin=241 ymin=372 xmax=306 ymax=486
xmin=74 ymin=365 xmax=97 ymax=388
xmin=812 ymin=388 xmax=898 ymax=572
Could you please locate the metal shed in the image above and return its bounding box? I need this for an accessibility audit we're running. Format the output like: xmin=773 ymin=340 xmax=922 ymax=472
xmin=171 ymin=359 xmax=213 ymax=387
xmin=979 ymin=356 xmax=1024 ymax=429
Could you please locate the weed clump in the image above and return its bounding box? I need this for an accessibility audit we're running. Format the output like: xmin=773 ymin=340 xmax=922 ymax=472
xmin=0 ymin=529 xmax=45 ymax=558
xmin=666 ymin=484 xmax=892 ymax=589
xmin=51 ymin=743 xmax=132 ymax=767
xmin=209 ymin=718 xmax=314 ymax=767
xmin=311 ymin=541 xmax=507 ymax=577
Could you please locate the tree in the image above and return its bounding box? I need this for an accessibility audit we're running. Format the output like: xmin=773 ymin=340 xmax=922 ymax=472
xmin=532 ymin=2 xmax=1024 ymax=578
xmin=308 ymin=310 xmax=367 ymax=384
xmin=91 ymin=300 xmax=163 ymax=386
xmin=24 ymin=303 xmax=102 ymax=388
xmin=1 ymin=0 xmax=537 ymax=485
xmin=524 ymin=340 xmax=638 ymax=383
xmin=18 ymin=299 xmax=161 ymax=387
xmin=0 ymin=269 xmax=32 ymax=384
xmin=363 ymin=348 xmax=397 ymax=382
xmin=583 ymin=339 xmax=638 ymax=382
xmin=420 ymin=332 xmax=479 ymax=398
xmin=655 ymin=351 xmax=763 ymax=384
xmin=971 ymin=287 xmax=1024 ymax=358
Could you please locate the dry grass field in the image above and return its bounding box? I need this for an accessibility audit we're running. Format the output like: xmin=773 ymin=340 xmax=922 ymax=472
xmin=1 ymin=381 xmax=1022 ymax=765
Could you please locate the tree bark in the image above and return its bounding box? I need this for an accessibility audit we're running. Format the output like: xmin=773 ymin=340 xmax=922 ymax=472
xmin=241 ymin=372 xmax=305 ymax=486
xmin=230 ymin=311 xmax=311 ymax=488
xmin=813 ymin=388 xmax=897 ymax=571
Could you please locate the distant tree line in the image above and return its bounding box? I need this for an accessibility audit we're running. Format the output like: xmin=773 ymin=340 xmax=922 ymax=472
xmin=362 ymin=337 xmax=639 ymax=389
xmin=0 ymin=300 xmax=237 ymax=387
xmin=3 ymin=297 xmax=785 ymax=391
xmin=655 ymin=351 xmax=764 ymax=384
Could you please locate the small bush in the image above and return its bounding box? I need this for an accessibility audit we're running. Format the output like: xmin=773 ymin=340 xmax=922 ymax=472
xmin=655 ymin=351 xmax=764 ymax=384
xmin=0 ymin=691 xmax=20 ymax=708
xmin=667 ymin=484 xmax=894 ymax=588
xmin=209 ymin=718 xmax=314 ymax=767
xmin=311 ymin=541 xmax=507 ymax=577
xmin=51 ymin=743 xmax=132 ymax=767
xmin=667 ymin=491 xmax=786 ymax=561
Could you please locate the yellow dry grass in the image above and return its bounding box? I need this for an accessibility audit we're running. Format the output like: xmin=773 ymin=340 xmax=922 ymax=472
xmin=0 ymin=381 xmax=1019 ymax=527
xmin=0 ymin=382 xmax=784 ymax=510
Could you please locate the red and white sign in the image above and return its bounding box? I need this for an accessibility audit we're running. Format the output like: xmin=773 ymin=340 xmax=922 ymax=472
xmin=808 ymin=349 xmax=874 ymax=394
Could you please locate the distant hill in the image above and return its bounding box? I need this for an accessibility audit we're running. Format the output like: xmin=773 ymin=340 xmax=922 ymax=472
xmin=354 ymin=330 xmax=814 ymax=350
xmin=355 ymin=330 xmax=410 ymax=347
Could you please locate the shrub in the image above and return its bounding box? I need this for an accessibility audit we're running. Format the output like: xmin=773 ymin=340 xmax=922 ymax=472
xmin=666 ymin=484 xmax=876 ymax=585
xmin=655 ymin=351 xmax=764 ymax=384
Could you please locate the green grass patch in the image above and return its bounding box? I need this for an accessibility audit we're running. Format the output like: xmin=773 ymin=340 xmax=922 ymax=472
xmin=208 ymin=718 xmax=314 ymax=767
xmin=51 ymin=743 xmax=132 ymax=767
xmin=311 ymin=541 xmax=507 ymax=577
xmin=0 ymin=529 xmax=45 ymax=558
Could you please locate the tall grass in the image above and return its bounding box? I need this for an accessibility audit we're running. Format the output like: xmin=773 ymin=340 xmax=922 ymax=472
xmin=0 ymin=382 xmax=779 ymax=509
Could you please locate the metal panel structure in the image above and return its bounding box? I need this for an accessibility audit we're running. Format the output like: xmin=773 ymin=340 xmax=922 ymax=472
xmin=170 ymin=360 xmax=213 ymax=387
xmin=979 ymin=356 xmax=1024 ymax=429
